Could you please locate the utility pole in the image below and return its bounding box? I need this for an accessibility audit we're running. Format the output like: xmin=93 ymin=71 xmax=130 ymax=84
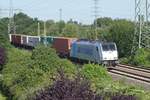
xmin=8 ymin=0 xmax=15 ymax=34
xmin=0 ymin=9 xmax=2 ymax=19
xmin=93 ymin=0 xmax=99 ymax=40
xmin=43 ymin=21 xmax=47 ymax=46
xmin=59 ymin=8 xmax=62 ymax=34
xmin=132 ymin=0 xmax=150 ymax=54
xmin=59 ymin=8 xmax=62 ymax=22
xmin=38 ymin=22 xmax=40 ymax=36
xmin=44 ymin=21 xmax=47 ymax=36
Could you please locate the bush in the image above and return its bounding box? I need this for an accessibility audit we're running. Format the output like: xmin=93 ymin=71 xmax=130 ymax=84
xmin=0 ymin=47 xmax=6 ymax=68
xmin=132 ymin=49 xmax=150 ymax=67
xmin=80 ymin=64 xmax=150 ymax=100
xmin=0 ymin=33 xmax=11 ymax=49
xmin=35 ymin=68 xmax=138 ymax=100
xmin=120 ymin=57 xmax=131 ymax=64
xmin=34 ymin=69 xmax=101 ymax=100
xmin=2 ymin=48 xmax=31 ymax=99
xmin=111 ymin=94 xmax=137 ymax=100
xmin=80 ymin=64 xmax=111 ymax=91
xmin=2 ymin=46 xmax=150 ymax=100
xmin=2 ymin=45 xmax=77 ymax=100
xmin=31 ymin=45 xmax=77 ymax=79
xmin=120 ymin=49 xmax=150 ymax=68
xmin=0 ymin=92 xmax=6 ymax=100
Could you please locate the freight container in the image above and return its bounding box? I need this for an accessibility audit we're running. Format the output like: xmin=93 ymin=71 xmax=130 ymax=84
xmin=53 ymin=37 xmax=77 ymax=57
xmin=26 ymin=36 xmax=40 ymax=47
xmin=11 ymin=34 xmax=22 ymax=45
xmin=21 ymin=35 xmax=27 ymax=45
xmin=40 ymin=36 xmax=54 ymax=46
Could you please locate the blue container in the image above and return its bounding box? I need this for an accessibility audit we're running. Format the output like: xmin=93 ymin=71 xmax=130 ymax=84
xmin=40 ymin=36 xmax=54 ymax=45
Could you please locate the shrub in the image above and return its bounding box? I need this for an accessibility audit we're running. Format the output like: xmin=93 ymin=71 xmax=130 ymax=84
xmin=111 ymin=94 xmax=137 ymax=100
xmin=31 ymin=45 xmax=77 ymax=77
xmin=0 ymin=33 xmax=11 ymax=49
xmin=35 ymin=68 xmax=138 ymax=100
xmin=0 ymin=47 xmax=6 ymax=68
xmin=34 ymin=69 xmax=101 ymax=100
xmin=132 ymin=49 xmax=150 ymax=67
xmin=80 ymin=64 xmax=111 ymax=91
xmin=2 ymin=45 xmax=77 ymax=100
xmin=80 ymin=64 xmax=150 ymax=100
xmin=2 ymin=48 xmax=31 ymax=99
xmin=2 ymin=46 xmax=150 ymax=100
xmin=120 ymin=57 xmax=131 ymax=64
xmin=0 ymin=92 xmax=6 ymax=100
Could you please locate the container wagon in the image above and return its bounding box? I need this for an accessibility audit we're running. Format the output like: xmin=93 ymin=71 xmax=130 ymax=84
xmin=53 ymin=37 xmax=77 ymax=57
xmin=11 ymin=34 xmax=22 ymax=46
xmin=40 ymin=36 xmax=54 ymax=46
xmin=25 ymin=36 xmax=40 ymax=48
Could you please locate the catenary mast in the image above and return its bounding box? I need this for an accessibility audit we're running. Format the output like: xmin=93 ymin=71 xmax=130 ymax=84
xmin=93 ymin=0 xmax=99 ymax=40
xmin=132 ymin=0 xmax=150 ymax=54
xmin=8 ymin=0 xmax=15 ymax=34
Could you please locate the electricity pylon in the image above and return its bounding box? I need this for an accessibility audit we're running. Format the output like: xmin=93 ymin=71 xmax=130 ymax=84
xmin=8 ymin=0 xmax=15 ymax=34
xmin=93 ymin=0 xmax=99 ymax=40
xmin=8 ymin=0 xmax=22 ymax=34
xmin=132 ymin=0 xmax=150 ymax=54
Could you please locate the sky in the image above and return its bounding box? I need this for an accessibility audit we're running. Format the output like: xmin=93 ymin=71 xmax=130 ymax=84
xmin=0 ymin=0 xmax=134 ymax=24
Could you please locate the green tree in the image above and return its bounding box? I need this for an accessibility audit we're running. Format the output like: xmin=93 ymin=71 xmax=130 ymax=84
xmin=97 ymin=17 xmax=113 ymax=28
xmin=108 ymin=19 xmax=134 ymax=57
xmin=0 ymin=18 xmax=11 ymax=49
xmin=62 ymin=23 xmax=79 ymax=37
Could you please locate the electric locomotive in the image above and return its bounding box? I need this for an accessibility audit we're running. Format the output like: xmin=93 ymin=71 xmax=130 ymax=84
xmin=70 ymin=40 xmax=119 ymax=66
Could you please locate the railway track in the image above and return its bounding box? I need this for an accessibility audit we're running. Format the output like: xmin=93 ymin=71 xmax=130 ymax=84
xmin=109 ymin=64 xmax=150 ymax=83
xmin=118 ymin=64 xmax=150 ymax=73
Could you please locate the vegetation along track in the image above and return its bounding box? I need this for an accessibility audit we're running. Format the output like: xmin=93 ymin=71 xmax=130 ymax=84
xmin=109 ymin=64 xmax=150 ymax=83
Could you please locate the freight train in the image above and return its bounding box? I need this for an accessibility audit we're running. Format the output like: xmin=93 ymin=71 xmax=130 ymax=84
xmin=9 ymin=34 xmax=119 ymax=67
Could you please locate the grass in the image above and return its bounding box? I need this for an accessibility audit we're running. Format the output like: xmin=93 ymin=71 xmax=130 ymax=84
xmin=0 ymin=91 xmax=6 ymax=100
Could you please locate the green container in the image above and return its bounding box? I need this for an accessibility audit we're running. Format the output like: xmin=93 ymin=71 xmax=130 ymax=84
xmin=40 ymin=36 xmax=54 ymax=45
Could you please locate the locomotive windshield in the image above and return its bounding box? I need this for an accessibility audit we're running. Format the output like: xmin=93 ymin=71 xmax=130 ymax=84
xmin=102 ymin=43 xmax=116 ymax=51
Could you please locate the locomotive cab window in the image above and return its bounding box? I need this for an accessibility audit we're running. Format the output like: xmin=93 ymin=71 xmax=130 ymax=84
xmin=102 ymin=43 xmax=116 ymax=51
xmin=109 ymin=44 xmax=116 ymax=51
xmin=102 ymin=44 xmax=109 ymax=51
